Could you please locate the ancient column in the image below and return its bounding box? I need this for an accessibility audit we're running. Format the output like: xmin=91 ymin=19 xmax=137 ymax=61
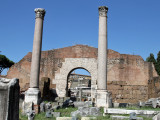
xmin=30 ymin=8 xmax=46 ymax=88
xmin=96 ymin=6 xmax=112 ymax=108
xmin=24 ymin=8 xmax=45 ymax=106
xmin=98 ymin=6 xmax=108 ymax=90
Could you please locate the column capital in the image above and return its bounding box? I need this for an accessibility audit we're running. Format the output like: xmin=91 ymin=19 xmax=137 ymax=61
xmin=98 ymin=6 xmax=108 ymax=17
xmin=34 ymin=8 xmax=46 ymax=19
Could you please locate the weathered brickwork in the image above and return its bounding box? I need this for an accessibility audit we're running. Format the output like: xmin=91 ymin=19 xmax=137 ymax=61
xmin=107 ymin=81 xmax=148 ymax=103
xmin=3 ymin=45 xmax=159 ymax=103
xmin=148 ymin=77 xmax=160 ymax=98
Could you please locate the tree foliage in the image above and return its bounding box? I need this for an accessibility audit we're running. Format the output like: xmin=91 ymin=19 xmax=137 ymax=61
xmin=156 ymin=51 xmax=160 ymax=75
xmin=146 ymin=52 xmax=160 ymax=76
xmin=146 ymin=53 xmax=156 ymax=65
xmin=0 ymin=54 xmax=14 ymax=75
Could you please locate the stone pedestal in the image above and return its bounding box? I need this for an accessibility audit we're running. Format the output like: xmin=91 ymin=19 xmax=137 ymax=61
xmin=25 ymin=88 xmax=41 ymax=105
xmin=96 ymin=90 xmax=112 ymax=108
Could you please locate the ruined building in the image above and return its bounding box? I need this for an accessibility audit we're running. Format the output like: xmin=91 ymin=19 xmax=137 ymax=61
xmin=4 ymin=44 xmax=159 ymax=103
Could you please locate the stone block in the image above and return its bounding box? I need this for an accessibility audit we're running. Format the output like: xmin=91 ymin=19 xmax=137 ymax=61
xmin=24 ymin=88 xmax=41 ymax=105
xmin=111 ymin=115 xmax=143 ymax=120
xmin=78 ymin=107 xmax=90 ymax=116
xmin=74 ymin=101 xmax=85 ymax=107
xmin=56 ymin=117 xmax=72 ymax=120
xmin=81 ymin=117 xmax=96 ymax=120
xmin=153 ymin=113 xmax=160 ymax=120
xmin=89 ymin=107 xmax=101 ymax=116
xmin=52 ymin=112 xmax=60 ymax=117
xmin=104 ymin=108 xmax=160 ymax=116
xmin=0 ymin=78 xmax=20 ymax=120
xmin=113 ymin=102 xmax=119 ymax=108
xmin=96 ymin=90 xmax=112 ymax=108
xmin=71 ymin=110 xmax=81 ymax=117
xmin=45 ymin=110 xmax=52 ymax=118
xmin=52 ymin=102 xmax=59 ymax=106
xmin=71 ymin=107 xmax=100 ymax=117
xmin=40 ymin=102 xmax=45 ymax=112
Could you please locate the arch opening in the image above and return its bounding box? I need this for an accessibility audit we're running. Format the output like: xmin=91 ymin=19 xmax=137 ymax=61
xmin=66 ymin=68 xmax=91 ymax=101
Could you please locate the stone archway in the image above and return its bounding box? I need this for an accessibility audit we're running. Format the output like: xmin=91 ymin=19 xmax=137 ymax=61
xmin=66 ymin=67 xmax=91 ymax=98
xmin=52 ymin=58 xmax=98 ymax=98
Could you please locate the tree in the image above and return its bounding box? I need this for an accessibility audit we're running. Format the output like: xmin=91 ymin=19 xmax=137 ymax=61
xmin=0 ymin=54 xmax=14 ymax=75
xmin=156 ymin=51 xmax=160 ymax=75
xmin=146 ymin=53 xmax=156 ymax=65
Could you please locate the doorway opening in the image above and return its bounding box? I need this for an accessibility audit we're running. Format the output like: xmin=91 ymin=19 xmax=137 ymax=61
xmin=67 ymin=68 xmax=91 ymax=101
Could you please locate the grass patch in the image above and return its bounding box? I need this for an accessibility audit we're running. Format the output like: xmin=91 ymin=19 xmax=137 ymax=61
xmin=19 ymin=110 xmax=27 ymax=120
xmin=95 ymin=114 xmax=112 ymax=120
xmin=139 ymin=116 xmax=152 ymax=120
xmin=54 ymin=107 xmax=78 ymax=117
xmin=19 ymin=107 xmax=77 ymax=120
xmin=19 ymin=106 xmax=155 ymax=120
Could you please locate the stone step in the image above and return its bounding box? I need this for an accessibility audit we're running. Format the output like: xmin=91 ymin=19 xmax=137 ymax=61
xmin=56 ymin=117 xmax=97 ymax=120
xmin=104 ymin=108 xmax=160 ymax=116
xmin=111 ymin=115 xmax=143 ymax=120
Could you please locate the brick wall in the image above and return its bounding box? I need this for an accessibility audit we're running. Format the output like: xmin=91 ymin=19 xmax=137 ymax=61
xmin=107 ymin=81 xmax=148 ymax=103
xmin=148 ymin=77 xmax=160 ymax=98
xmin=4 ymin=44 xmax=159 ymax=103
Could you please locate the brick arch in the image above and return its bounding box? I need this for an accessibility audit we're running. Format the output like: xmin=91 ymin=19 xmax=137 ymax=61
xmin=52 ymin=58 xmax=97 ymax=97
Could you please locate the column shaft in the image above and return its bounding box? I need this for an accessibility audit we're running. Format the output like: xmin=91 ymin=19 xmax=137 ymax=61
xmin=98 ymin=6 xmax=108 ymax=90
xmin=30 ymin=8 xmax=45 ymax=88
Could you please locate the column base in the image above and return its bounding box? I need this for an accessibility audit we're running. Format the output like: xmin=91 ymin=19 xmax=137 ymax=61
xmin=24 ymin=88 xmax=41 ymax=105
xmin=22 ymin=88 xmax=41 ymax=114
xmin=96 ymin=90 xmax=112 ymax=108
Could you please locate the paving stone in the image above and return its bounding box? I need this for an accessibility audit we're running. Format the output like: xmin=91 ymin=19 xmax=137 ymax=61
xmin=105 ymin=108 xmax=160 ymax=116
xmin=111 ymin=115 xmax=143 ymax=120
xmin=81 ymin=117 xmax=96 ymax=120
xmin=71 ymin=107 xmax=100 ymax=117
xmin=74 ymin=102 xmax=85 ymax=107
xmin=45 ymin=110 xmax=52 ymax=118
xmin=56 ymin=117 xmax=72 ymax=120
xmin=52 ymin=112 xmax=60 ymax=117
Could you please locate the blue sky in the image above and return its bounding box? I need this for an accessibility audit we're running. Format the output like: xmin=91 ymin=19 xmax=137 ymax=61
xmin=1 ymin=0 xmax=160 ymax=75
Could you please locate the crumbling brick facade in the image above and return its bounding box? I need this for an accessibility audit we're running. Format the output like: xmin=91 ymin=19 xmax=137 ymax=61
xmin=148 ymin=76 xmax=160 ymax=98
xmin=3 ymin=45 xmax=159 ymax=103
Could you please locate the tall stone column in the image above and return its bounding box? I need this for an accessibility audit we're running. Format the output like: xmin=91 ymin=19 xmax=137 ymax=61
xmin=30 ymin=8 xmax=45 ymax=88
xmin=98 ymin=6 xmax=108 ymax=90
xmin=24 ymin=8 xmax=46 ymax=106
xmin=96 ymin=6 xmax=112 ymax=108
